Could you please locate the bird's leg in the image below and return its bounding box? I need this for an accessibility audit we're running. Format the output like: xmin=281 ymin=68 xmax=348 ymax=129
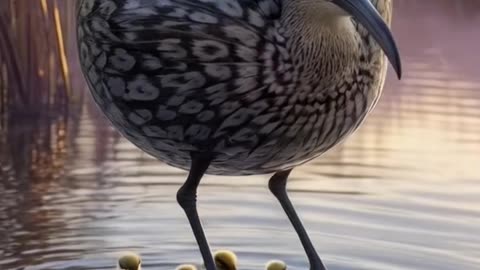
xmin=177 ymin=153 xmax=215 ymax=270
xmin=269 ymin=170 xmax=327 ymax=270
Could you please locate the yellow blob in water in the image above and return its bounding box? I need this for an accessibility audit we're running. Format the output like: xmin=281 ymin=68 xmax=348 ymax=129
xmin=213 ymin=250 xmax=238 ymax=270
xmin=176 ymin=264 xmax=198 ymax=270
xmin=117 ymin=252 xmax=141 ymax=270
xmin=265 ymin=260 xmax=287 ymax=270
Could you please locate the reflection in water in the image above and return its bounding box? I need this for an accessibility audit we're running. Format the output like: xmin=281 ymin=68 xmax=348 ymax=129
xmin=1 ymin=1 xmax=480 ymax=270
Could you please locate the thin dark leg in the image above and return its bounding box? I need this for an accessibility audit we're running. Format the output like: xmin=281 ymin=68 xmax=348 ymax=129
xmin=269 ymin=170 xmax=327 ymax=270
xmin=177 ymin=153 xmax=215 ymax=270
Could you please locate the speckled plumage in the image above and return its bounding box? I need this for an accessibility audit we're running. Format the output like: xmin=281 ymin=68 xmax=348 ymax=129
xmin=77 ymin=0 xmax=392 ymax=175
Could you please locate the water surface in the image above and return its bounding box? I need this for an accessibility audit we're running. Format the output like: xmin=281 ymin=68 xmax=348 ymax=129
xmin=1 ymin=1 xmax=480 ymax=270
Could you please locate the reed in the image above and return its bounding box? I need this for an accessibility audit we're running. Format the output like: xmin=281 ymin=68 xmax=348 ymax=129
xmin=0 ymin=0 xmax=82 ymax=120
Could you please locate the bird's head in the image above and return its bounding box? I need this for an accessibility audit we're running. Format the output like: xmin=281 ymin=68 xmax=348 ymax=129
xmin=214 ymin=250 xmax=238 ymax=270
xmin=117 ymin=252 xmax=142 ymax=270
xmin=265 ymin=260 xmax=287 ymax=270
xmin=327 ymin=0 xmax=402 ymax=79
xmin=304 ymin=0 xmax=401 ymax=79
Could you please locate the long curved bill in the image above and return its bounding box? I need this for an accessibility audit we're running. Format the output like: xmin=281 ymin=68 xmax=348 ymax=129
xmin=332 ymin=0 xmax=402 ymax=79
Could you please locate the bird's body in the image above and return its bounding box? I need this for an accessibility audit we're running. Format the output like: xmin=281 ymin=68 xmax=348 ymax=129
xmin=78 ymin=1 xmax=401 ymax=269
xmin=77 ymin=0 xmax=393 ymax=175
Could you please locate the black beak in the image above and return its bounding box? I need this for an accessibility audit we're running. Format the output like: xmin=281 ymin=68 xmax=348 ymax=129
xmin=332 ymin=0 xmax=402 ymax=79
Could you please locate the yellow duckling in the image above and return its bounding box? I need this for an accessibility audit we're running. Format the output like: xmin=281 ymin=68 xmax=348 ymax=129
xmin=214 ymin=250 xmax=238 ymax=270
xmin=176 ymin=249 xmax=237 ymax=270
xmin=117 ymin=252 xmax=141 ymax=270
xmin=265 ymin=260 xmax=287 ymax=270
xmin=176 ymin=264 xmax=198 ymax=270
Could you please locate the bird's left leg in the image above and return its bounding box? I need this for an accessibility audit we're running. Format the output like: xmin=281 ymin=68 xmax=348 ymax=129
xmin=269 ymin=170 xmax=327 ymax=270
xmin=177 ymin=153 xmax=215 ymax=270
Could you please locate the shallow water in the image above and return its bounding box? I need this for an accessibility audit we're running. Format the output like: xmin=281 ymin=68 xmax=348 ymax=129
xmin=1 ymin=1 xmax=480 ymax=270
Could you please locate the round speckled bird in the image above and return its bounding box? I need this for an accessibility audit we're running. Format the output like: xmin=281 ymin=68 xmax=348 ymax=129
xmin=77 ymin=0 xmax=401 ymax=269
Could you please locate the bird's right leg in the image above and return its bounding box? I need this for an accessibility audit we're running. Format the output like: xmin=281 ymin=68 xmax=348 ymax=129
xmin=269 ymin=170 xmax=327 ymax=270
xmin=177 ymin=153 xmax=215 ymax=270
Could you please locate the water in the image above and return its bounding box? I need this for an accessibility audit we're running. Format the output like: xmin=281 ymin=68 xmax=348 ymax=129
xmin=1 ymin=1 xmax=480 ymax=270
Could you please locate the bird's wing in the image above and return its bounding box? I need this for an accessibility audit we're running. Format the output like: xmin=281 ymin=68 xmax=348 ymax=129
xmin=78 ymin=0 xmax=293 ymax=139
xmin=78 ymin=0 xmax=286 ymax=98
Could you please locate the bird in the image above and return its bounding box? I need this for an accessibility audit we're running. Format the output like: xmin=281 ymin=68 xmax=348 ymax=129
xmin=266 ymin=260 xmax=287 ymax=270
xmin=77 ymin=0 xmax=402 ymax=270
xmin=175 ymin=249 xmax=238 ymax=270
xmin=117 ymin=252 xmax=141 ymax=270
xmin=176 ymin=264 xmax=198 ymax=270
xmin=213 ymin=249 xmax=238 ymax=270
